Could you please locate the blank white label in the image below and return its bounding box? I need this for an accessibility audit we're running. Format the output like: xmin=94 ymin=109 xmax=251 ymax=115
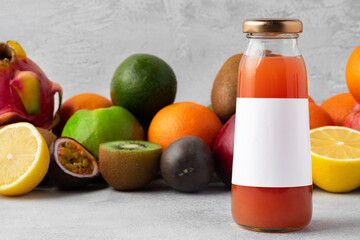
xmin=232 ymin=98 xmax=312 ymax=187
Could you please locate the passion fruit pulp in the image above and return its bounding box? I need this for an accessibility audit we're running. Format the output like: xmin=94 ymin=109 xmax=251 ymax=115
xmin=49 ymin=137 xmax=99 ymax=190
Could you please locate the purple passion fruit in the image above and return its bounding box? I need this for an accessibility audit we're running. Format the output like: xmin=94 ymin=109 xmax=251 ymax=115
xmin=160 ymin=136 xmax=214 ymax=193
xmin=99 ymin=140 xmax=162 ymax=191
xmin=49 ymin=137 xmax=99 ymax=190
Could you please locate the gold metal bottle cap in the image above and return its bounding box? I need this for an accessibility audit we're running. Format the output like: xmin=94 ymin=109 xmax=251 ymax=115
xmin=243 ymin=19 xmax=303 ymax=33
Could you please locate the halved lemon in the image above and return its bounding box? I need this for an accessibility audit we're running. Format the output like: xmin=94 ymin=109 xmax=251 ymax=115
xmin=0 ymin=122 xmax=50 ymax=196
xmin=310 ymin=126 xmax=360 ymax=193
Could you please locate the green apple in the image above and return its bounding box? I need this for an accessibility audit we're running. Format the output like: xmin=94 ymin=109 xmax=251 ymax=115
xmin=62 ymin=106 xmax=144 ymax=158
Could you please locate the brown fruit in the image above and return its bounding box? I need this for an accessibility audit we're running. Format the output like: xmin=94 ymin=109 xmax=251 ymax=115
xmin=211 ymin=54 xmax=243 ymax=123
xmin=99 ymin=141 xmax=162 ymax=190
xmin=36 ymin=127 xmax=56 ymax=148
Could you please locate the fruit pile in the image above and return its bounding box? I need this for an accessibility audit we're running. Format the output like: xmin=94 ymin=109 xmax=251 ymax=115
xmin=0 ymin=41 xmax=223 ymax=196
xmin=308 ymin=45 xmax=360 ymax=193
xmin=2 ymin=40 xmax=360 ymax=196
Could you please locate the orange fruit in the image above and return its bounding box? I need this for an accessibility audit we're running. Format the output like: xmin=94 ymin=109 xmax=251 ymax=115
xmin=53 ymin=93 xmax=113 ymax=136
xmin=309 ymin=96 xmax=315 ymax=104
xmin=346 ymin=45 xmax=360 ymax=101
xmin=309 ymin=102 xmax=334 ymax=129
xmin=320 ymin=92 xmax=356 ymax=126
xmin=148 ymin=102 xmax=223 ymax=150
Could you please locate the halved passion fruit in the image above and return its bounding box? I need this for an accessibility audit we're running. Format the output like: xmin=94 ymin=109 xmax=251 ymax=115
xmin=49 ymin=137 xmax=99 ymax=190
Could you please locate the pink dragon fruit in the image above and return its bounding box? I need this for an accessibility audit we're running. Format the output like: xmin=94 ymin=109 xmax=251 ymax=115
xmin=0 ymin=40 xmax=62 ymax=129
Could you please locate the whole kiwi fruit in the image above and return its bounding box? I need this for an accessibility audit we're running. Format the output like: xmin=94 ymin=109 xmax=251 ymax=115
xmin=211 ymin=54 xmax=243 ymax=123
xmin=37 ymin=127 xmax=57 ymax=148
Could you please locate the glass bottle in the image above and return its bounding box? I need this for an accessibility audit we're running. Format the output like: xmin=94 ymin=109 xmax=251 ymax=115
xmin=231 ymin=19 xmax=312 ymax=232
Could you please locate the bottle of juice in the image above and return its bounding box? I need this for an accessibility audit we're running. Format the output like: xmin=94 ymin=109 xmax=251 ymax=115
xmin=231 ymin=19 xmax=312 ymax=232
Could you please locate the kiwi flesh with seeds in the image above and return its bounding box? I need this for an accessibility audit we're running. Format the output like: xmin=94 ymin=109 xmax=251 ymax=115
xmin=99 ymin=140 xmax=162 ymax=190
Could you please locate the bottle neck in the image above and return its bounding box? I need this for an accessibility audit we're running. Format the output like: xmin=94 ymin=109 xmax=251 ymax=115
xmin=244 ymin=33 xmax=301 ymax=57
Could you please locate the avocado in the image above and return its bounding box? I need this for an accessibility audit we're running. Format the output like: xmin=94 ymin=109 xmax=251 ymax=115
xmin=111 ymin=54 xmax=177 ymax=127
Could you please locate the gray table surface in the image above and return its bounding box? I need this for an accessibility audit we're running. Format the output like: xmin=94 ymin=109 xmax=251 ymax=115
xmin=1 ymin=179 xmax=359 ymax=240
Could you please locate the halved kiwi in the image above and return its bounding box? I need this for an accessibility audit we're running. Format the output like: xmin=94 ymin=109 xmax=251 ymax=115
xmin=49 ymin=137 xmax=99 ymax=190
xmin=99 ymin=140 xmax=162 ymax=190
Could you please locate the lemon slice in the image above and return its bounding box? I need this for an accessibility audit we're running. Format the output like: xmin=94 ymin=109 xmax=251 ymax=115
xmin=310 ymin=126 xmax=360 ymax=193
xmin=0 ymin=122 xmax=50 ymax=196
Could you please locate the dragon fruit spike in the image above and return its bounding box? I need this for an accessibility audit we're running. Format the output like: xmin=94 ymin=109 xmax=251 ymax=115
xmin=11 ymin=71 xmax=41 ymax=115
xmin=7 ymin=40 xmax=27 ymax=59
xmin=0 ymin=40 xmax=62 ymax=129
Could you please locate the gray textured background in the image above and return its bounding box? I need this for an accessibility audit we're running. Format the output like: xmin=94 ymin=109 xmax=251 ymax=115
xmin=1 ymin=0 xmax=359 ymax=105
xmin=1 ymin=1 xmax=360 ymax=239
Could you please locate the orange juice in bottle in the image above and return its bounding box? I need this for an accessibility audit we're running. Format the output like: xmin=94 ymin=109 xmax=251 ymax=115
xmin=231 ymin=19 xmax=312 ymax=232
